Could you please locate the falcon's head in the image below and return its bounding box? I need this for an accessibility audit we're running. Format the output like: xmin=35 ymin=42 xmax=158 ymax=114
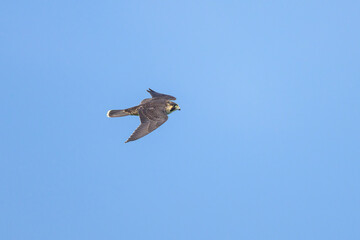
xmin=166 ymin=101 xmax=181 ymax=114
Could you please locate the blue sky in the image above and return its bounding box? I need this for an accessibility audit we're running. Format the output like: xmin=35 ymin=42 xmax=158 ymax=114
xmin=1 ymin=1 xmax=360 ymax=239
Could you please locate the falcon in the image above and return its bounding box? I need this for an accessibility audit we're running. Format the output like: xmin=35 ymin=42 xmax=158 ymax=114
xmin=107 ymin=88 xmax=181 ymax=143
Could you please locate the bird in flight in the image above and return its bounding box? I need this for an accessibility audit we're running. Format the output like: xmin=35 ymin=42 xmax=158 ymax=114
xmin=107 ymin=88 xmax=181 ymax=143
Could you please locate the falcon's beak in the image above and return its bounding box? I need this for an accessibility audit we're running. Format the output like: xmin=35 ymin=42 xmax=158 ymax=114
xmin=175 ymin=105 xmax=181 ymax=111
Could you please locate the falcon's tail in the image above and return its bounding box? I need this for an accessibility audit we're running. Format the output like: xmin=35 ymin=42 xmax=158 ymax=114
xmin=107 ymin=110 xmax=130 ymax=118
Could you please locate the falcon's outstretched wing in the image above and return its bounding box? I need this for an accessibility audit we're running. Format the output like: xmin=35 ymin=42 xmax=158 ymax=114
xmin=125 ymin=106 xmax=168 ymax=143
xmin=147 ymin=88 xmax=176 ymax=100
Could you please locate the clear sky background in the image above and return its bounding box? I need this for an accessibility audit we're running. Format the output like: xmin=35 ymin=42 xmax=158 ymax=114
xmin=1 ymin=1 xmax=360 ymax=239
